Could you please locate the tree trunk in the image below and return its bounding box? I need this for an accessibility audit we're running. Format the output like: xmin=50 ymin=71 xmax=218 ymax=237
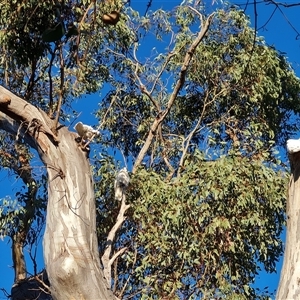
xmin=277 ymin=152 xmax=300 ymax=299
xmin=0 ymin=86 xmax=115 ymax=300
xmin=12 ymin=232 xmax=27 ymax=282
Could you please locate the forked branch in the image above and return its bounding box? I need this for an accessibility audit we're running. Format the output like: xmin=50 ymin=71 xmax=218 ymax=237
xmin=132 ymin=11 xmax=215 ymax=173
xmin=101 ymin=197 xmax=130 ymax=287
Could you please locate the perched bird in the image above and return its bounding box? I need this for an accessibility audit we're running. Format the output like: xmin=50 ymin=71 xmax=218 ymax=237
xmin=287 ymin=139 xmax=300 ymax=154
xmin=74 ymin=122 xmax=100 ymax=140
xmin=114 ymin=168 xmax=130 ymax=201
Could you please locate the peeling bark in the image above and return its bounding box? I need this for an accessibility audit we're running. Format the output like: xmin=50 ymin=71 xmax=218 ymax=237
xmin=277 ymin=152 xmax=300 ymax=299
xmin=0 ymin=86 xmax=115 ymax=300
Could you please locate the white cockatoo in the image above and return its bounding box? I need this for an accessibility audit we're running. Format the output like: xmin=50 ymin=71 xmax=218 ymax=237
xmin=287 ymin=139 xmax=300 ymax=154
xmin=114 ymin=168 xmax=130 ymax=201
xmin=74 ymin=122 xmax=100 ymax=140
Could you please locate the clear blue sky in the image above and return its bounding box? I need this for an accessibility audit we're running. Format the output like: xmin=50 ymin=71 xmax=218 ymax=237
xmin=1 ymin=0 xmax=300 ymax=298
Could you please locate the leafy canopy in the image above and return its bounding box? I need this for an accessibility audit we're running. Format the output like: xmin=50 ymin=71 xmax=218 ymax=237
xmin=0 ymin=1 xmax=299 ymax=299
xmin=95 ymin=6 xmax=297 ymax=299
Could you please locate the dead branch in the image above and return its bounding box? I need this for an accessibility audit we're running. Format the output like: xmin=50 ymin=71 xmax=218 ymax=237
xmin=264 ymin=0 xmax=300 ymax=7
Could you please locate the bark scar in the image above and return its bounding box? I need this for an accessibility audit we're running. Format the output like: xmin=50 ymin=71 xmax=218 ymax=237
xmin=18 ymin=118 xmax=59 ymax=145
xmin=48 ymin=165 xmax=65 ymax=181
xmin=0 ymin=95 xmax=11 ymax=105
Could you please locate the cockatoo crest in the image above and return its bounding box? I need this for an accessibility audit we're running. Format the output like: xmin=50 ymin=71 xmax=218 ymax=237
xmin=114 ymin=168 xmax=130 ymax=201
xmin=74 ymin=122 xmax=100 ymax=140
xmin=287 ymin=139 xmax=300 ymax=154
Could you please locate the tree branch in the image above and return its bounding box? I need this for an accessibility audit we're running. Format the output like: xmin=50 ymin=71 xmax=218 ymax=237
xmin=0 ymin=86 xmax=59 ymax=148
xmin=132 ymin=11 xmax=215 ymax=174
xmin=133 ymin=43 xmax=161 ymax=112
xmin=53 ymin=45 xmax=65 ymax=132
xmin=265 ymin=0 xmax=300 ymax=7
xmin=177 ymin=88 xmax=222 ymax=176
xmin=101 ymin=197 xmax=130 ymax=287
xmin=47 ymin=47 xmax=57 ymax=118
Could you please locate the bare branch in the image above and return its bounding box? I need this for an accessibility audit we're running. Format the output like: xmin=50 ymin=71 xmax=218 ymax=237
xmin=110 ymin=247 xmax=128 ymax=266
xmin=269 ymin=0 xmax=300 ymax=37
xmin=265 ymin=0 xmax=300 ymax=7
xmin=257 ymin=6 xmax=278 ymax=31
xmin=48 ymin=47 xmax=57 ymax=117
xmin=34 ymin=272 xmax=51 ymax=295
xmin=24 ymin=60 xmax=37 ymax=101
xmin=101 ymin=197 xmax=130 ymax=287
xmin=236 ymin=0 xmax=300 ymax=38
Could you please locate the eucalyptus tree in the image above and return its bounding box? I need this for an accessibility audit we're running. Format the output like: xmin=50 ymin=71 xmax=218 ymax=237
xmin=0 ymin=1 xmax=299 ymax=300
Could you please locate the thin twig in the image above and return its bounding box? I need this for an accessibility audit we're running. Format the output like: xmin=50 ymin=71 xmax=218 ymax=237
xmin=83 ymin=91 xmax=119 ymax=149
xmin=118 ymin=248 xmax=138 ymax=299
xmin=149 ymin=51 xmax=177 ymax=95
xmin=132 ymin=44 xmax=161 ymax=112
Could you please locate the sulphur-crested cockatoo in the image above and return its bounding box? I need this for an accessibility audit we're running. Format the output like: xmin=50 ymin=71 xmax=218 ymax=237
xmin=287 ymin=139 xmax=300 ymax=154
xmin=74 ymin=122 xmax=100 ymax=140
xmin=114 ymin=168 xmax=130 ymax=201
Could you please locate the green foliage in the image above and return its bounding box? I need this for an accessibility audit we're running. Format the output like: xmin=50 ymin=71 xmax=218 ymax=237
xmin=0 ymin=0 xmax=132 ymax=110
xmin=0 ymin=196 xmax=25 ymax=239
xmin=93 ymin=152 xmax=123 ymax=252
xmin=94 ymin=4 xmax=298 ymax=299
xmin=98 ymin=8 xmax=300 ymax=165
xmin=132 ymin=153 xmax=286 ymax=298
xmin=95 ymin=150 xmax=287 ymax=299
xmin=0 ymin=0 xmax=299 ymax=299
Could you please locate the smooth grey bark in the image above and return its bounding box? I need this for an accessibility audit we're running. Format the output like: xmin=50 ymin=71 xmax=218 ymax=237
xmin=277 ymin=152 xmax=300 ymax=299
xmin=0 ymin=86 xmax=115 ymax=300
